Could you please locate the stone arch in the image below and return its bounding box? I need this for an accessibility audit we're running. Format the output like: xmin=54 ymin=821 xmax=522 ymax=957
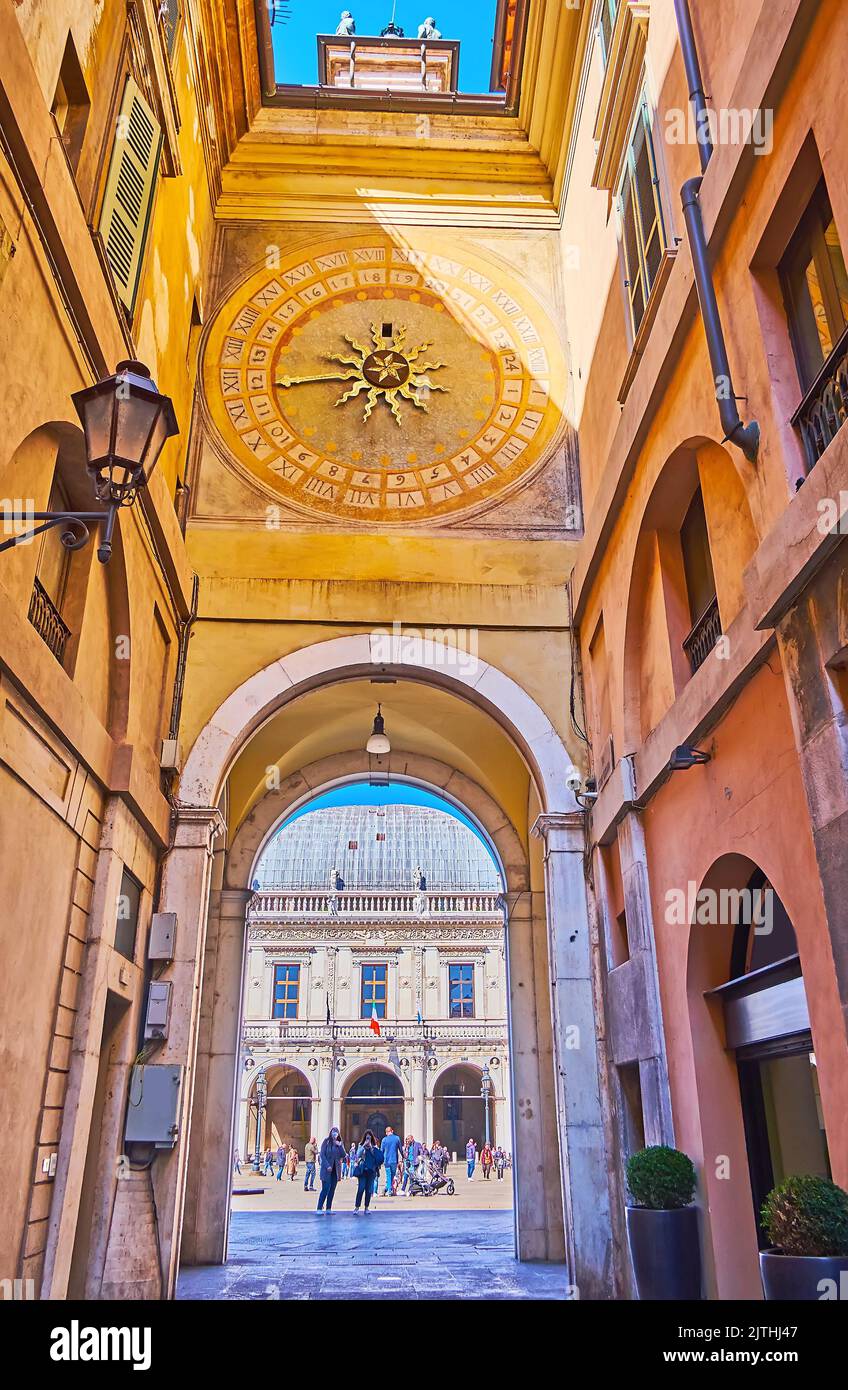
xmin=179 ymin=633 xmax=579 ymax=815
xmin=162 ymin=636 xmax=614 ymax=1297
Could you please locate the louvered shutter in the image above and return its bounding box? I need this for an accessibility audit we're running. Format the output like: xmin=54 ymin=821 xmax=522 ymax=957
xmin=99 ymin=76 xmax=162 ymax=312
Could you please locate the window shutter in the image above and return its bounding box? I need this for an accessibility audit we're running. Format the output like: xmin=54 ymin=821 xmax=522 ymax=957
xmin=99 ymin=76 xmax=161 ymax=312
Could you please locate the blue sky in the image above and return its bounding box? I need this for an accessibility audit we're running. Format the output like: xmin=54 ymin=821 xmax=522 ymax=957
xmin=278 ymin=782 xmax=498 ymax=869
xmin=270 ymin=0 xmax=498 ymax=92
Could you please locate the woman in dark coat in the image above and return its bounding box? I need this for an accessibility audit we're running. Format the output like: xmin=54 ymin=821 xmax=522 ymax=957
xmin=353 ymin=1129 xmax=383 ymax=1213
xmin=317 ymin=1126 xmax=346 ymax=1212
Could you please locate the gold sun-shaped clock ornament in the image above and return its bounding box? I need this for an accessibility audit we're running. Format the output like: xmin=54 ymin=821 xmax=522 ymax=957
xmin=275 ymin=322 xmax=448 ymax=426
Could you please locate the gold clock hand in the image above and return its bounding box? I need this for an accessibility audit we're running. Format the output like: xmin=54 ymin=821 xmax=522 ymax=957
xmin=275 ymin=368 xmax=360 ymax=388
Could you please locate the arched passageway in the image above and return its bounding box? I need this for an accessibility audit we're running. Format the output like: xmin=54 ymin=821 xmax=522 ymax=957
xmin=341 ymin=1068 xmax=405 ymax=1144
xmin=247 ymin=1065 xmax=313 ymax=1158
xmin=432 ymin=1064 xmax=494 ymax=1153
xmin=158 ymin=637 xmax=614 ymax=1299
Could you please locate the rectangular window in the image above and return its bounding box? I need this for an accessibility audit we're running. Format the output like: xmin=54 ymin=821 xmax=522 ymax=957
xmin=272 ymin=964 xmax=300 ymax=1019
xmin=597 ymin=0 xmax=619 ymax=66
xmin=780 ymin=179 xmax=848 ymax=391
xmin=98 ymin=76 xmax=162 ymax=312
xmin=51 ymin=34 xmax=90 ymax=174
xmin=449 ymin=963 xmax=475 ymax=1019
xmin=361 ymin=963 xmax=387 ymax=1019
xmin=115 ymin=869 xmax=142 ymax=962
xmin=160 ymin=0 xmax=181 ymax=57
xmin=618 ymin=98 xmax=666 ymax=336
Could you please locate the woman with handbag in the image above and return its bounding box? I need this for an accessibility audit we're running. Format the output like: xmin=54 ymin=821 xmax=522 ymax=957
xmin=316 ymin=1126 xmax=345 ymax=1212
xmin=353 ymin=1129 xmax=383 ymax=1213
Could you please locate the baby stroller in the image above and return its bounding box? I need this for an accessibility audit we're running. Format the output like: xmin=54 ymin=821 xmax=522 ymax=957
xmin=408 ymin=1162 xmax=455 ymax=1197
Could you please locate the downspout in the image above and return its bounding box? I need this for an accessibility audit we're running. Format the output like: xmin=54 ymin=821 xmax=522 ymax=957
xmin=674 ymin=1 xmax=760 ymax=462
xmin=673 ymin=0 xmax=712 ymax=172
xmin=254 ymin=0 xmax=277 ymax=99
xmin=681 ymin=182 xmax=760 ymax=462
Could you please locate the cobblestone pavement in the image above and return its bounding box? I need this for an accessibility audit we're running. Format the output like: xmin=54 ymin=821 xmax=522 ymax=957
xmin=176 ymin=1210 xmax=570 ymax=1301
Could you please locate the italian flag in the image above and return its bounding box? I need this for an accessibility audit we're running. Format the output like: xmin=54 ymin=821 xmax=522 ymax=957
xmin=369 ymin=1006 xmax=382 ymax=1037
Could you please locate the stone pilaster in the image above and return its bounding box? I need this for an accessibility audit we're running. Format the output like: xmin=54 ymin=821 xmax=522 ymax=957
xmin=531 ymin=811 xmax=614 ymax=1299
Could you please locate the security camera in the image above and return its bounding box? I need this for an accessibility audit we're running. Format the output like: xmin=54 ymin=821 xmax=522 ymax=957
xmin=565 ymin=765 xmax=582 ymax=793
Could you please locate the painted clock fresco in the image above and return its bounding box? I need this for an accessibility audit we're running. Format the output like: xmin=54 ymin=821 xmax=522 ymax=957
xmin=202 ymin=235 xmax=568 ymax=524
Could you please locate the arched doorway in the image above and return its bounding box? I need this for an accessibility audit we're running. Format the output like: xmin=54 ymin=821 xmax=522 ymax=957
xmin=265 ymin=1065 xmax=313 ymax=1157
xmin=341 ymin=1068 xmax=405 ymax=1144
xmin=167 ymin=636 xmax=612 ymax=1294
xmin=433 ymin=1065 xmax=491 ymax=1154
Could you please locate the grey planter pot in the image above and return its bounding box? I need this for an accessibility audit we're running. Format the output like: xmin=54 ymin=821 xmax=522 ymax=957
xmin=626 ymin=1204 xmax=702 ymax=1300
xmin=760 ymin=1249 xmax=848 ymax=1300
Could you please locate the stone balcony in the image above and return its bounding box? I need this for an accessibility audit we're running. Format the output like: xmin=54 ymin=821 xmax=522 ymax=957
xmin=242 ymin=1019 xmax=507 ymax=1046
xmin=248 ymin=889 xmax=503 ymax=923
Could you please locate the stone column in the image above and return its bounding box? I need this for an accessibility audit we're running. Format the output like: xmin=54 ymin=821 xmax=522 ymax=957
xmin=317 ymin=1054 xmax=334 ymax=1139
xmin=532 ymin=812 xmax=615 ymax=1299
xmin=148 ymin=807 xmax=225 ymax=1297
xmin=180 ymin=886 xmax=252 ymax=1266
xmin=411 ymin=1053 xmax=426 ymax=1141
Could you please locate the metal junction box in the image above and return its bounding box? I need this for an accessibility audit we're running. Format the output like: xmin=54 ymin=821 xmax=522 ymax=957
xmin=125 ymin=1064 xmax=183 ymax=1148
xmin=148 ymin=912 xmax=176 ymax=962
xmin=144 ymin=980 xmax=172 ymax=1040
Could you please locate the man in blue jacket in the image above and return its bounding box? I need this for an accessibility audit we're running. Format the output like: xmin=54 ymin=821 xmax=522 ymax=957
xmin=380 ymin=1125 xmax=403 ymax=1195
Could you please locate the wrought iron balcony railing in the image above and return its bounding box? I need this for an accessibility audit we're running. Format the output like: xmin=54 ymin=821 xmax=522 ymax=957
xmin=249 ymin=889 xmax=503 ymax=922
xmin=682 ymin=593 xmax=722 ymax=675
xmin=28 ymin=576 xmax=71 ymax=663
xmin=792 ymin=324 xmax=848 ymax=470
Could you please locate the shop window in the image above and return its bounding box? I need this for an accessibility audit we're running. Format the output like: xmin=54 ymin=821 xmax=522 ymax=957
xmin=361 ymin=963 xmax=387 ymax=1018
xmin=448 ymin=963 xmax=475 ymax=1018
xmin=272 ymin=964 xmax=300 ymax=1019
xmin=780 ymin=179 xmax=848 ymax=392
xmin=51 ymin=34 xmax=90 ymax=174
xmin=680 ymin=487 xmax=721 ymax=675
xmin=618 ymin=97 xmax=667 ymax=336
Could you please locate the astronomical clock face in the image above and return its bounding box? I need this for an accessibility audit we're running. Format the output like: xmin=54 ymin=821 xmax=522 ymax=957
xmin=202 ymin=235 xmax=567 ymax=524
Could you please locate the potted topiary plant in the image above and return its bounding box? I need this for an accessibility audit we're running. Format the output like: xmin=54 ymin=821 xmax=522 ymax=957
xmin=760 ymin=1175 xmax=848 ymax=1300
xmin=625 ymin=1145 xmax=701 ymax=1300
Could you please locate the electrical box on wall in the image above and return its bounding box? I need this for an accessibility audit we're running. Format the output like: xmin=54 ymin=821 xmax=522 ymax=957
xmin=160 ymin=739 xmax=182 ymax=772
xmin=148 ymin=912 xmax=176 ymax=962
xmin=125 ymin=1064 xmax=183 ymax=1148
xmin=144 ymin=980 xmax=172 ymax=1041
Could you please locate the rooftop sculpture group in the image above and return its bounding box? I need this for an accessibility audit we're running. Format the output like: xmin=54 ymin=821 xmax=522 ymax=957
xmin=334 ymin=12 xmax=443 ymax=38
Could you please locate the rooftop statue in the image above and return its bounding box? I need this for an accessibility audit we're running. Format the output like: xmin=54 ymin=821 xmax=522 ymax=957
xmin=418 ymin=16 xmax=441 ymax=38
xmin=335 ymin=10 xmax=355 ymax=35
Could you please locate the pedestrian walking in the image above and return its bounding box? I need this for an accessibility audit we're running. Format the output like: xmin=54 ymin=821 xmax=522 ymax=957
xmin=275 ymin=1142 xmax=286 ymax=1181
xmin=466 ymin=1137 xmax=477 ymax=1179
xmin=380 ymin=1124 xmax=402 ymax=1196
xmin=401 ymin=1134 xmax=418 ymax=1194
xmin=304 ymin=1136 xmax=318 ymax=1191
xmin=317 ymin=1126 xmax=346 ymax=1212
xmin=233 ymin=1148 xmax=241 ymax=1175
xmin=481 ymin=1142 xmax=493 ymax=1179
xmin=286 ymin=1144 xmax=299 ymax=1181
xmin=353 ymin=1129 xmax=383 ymax=1212
xmin=495 ymin=1145 xmax=506 ymax=1180
xmin=347 ymin=1141 xmax=357 ymax=1178
xmin=263 ymin=1147 xmax=275 ymax=1176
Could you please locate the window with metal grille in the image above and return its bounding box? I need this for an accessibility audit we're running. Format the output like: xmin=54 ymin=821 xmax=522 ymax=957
xmin=272 ymin=964 xmax=300 ymax=1019
xmin=115 ymin=869 xmax=142 ymax=962
xmin=449 ymin=963 xmax=475 ymax=1018
xmin=618 ymin=96 xmax=666 ymax=336
xmin=780 ymin=179 xmax=848 ymax=391
xmin=361 ymin=963 xmax=387 ymax=1018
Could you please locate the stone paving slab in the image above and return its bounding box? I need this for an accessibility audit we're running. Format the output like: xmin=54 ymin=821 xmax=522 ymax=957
xmin=177 ymin=1210 xmax=569 ymax=1301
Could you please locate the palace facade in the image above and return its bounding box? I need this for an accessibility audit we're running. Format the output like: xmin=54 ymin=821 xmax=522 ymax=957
xmin=239 ymin=803 xmax=510 ymax=1159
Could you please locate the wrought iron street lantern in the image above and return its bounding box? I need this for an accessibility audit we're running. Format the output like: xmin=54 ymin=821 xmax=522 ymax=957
xmin=481 ymin=1061 xmax=492 ymax=1147
xmin=0 ymin=361 xmax=178 ymax=566
xmin=253 ymin=1069 xmax=268 ymax=1172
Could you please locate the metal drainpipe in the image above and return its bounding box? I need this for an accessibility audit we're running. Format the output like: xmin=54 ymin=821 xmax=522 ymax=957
xmin=681 ymin=178 xmax=760 ymax=462
xmin=254 ymin=0 xmax=277 ymax=98
xmin=673 ymin=0 xmax=713 ymax=172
